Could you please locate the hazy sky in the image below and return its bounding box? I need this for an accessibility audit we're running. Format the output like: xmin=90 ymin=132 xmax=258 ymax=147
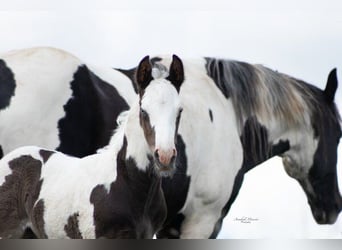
xmin=0 ymin=0 xmax=341 ymax=238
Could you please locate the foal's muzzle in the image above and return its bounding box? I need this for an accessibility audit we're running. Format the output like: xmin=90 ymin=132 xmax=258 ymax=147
xmin=153 ymin=148 xmax=177 ymax=177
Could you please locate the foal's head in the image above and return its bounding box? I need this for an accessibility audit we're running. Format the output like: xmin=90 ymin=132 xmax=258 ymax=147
xmin=283 ymin=69 xmax=342 ymax=224
xmin=135 ymin=55 xmax=184 ymax=176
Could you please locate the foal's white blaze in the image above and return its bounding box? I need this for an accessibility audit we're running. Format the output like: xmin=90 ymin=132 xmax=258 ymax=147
xmin=141 ymin=79 xmax=181 ymax=164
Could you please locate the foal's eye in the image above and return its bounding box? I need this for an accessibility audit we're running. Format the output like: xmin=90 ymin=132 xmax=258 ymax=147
xmin=178 ymin=108 xmax=183 ymax=116
xmin=140 ymin=109 xmax=148 ymax=118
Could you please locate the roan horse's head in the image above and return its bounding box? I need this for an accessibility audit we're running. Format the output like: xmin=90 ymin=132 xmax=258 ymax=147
xmin=135 ymin=55 xmax=184 ymax=176
xmin=283 ymin=69 xmax=342 ymax=224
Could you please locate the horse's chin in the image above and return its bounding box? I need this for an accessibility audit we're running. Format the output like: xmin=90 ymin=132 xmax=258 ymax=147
xmin=154 ymin=159 xmax=176 ymax=178
xmin=311 ymin=207 xmax=340 ymax=224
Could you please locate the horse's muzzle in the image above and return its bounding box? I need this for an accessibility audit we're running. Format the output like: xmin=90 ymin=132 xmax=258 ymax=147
xmin=311 ymin=205 xmax=341 ymax=224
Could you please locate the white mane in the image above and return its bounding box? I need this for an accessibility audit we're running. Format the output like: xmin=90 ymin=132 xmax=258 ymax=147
xmin=96 ymin=110 xmax=129 ymax=154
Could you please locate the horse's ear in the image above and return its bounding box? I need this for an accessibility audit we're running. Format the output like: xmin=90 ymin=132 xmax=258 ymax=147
xmin=136 ymin=56 xmax=153 ymax=92
xmin=324 ymin=68 xmax=338 ymax=103
xmin=167 ymin=55 xmax=184 ymax=92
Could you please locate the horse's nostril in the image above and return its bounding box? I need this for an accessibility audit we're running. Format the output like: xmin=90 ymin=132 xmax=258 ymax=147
xmin=313 ymin=209 xmax=327 ymax=224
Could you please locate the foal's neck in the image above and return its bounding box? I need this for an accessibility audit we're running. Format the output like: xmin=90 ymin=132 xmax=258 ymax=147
xmin=123 ymin=104 xmax=153 ymax=172
xmin=115 ymin=105 xmax=162 ymax=213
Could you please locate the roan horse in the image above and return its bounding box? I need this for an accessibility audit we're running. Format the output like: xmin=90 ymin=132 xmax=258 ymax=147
xmin=0 ymin=55 xmax=185 ymax=238
xmin=0 ymin=47 xmax=341 ymax=238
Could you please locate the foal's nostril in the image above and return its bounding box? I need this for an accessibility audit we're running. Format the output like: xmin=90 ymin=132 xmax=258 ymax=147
xmin=172 ymin=148 xmax=177 ymax=156
xmin=154 ymin=149 xmax=159 ymax=160
xmin=170 ymin=155 xmax=176 ymax=164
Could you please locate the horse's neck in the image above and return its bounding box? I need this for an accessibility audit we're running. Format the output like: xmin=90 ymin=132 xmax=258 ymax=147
xmin=240 ymin=116 xmax=312 ymax=172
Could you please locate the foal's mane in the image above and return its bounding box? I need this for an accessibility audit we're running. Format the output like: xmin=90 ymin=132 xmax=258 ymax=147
xmin=99 ymin=110 xmax=129 ymax=153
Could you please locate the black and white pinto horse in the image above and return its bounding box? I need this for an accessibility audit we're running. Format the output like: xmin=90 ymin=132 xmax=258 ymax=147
xmin=0 ymin=47 xmax=136 ymax=158
xmin=0 ymin=55 xmax=185 ymax=238
xmin=0 ymin=48 xmax=341 ymax=238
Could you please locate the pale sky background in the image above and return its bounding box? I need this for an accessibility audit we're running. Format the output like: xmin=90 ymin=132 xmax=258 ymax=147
xmin=0 ymin=0 xmax=341 ymax=238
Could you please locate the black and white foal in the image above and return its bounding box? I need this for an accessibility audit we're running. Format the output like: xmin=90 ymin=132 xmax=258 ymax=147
xmin=0 ymin=55 xmax=184 ymax=239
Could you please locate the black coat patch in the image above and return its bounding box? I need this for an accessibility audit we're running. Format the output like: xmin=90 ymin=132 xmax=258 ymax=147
xmin=240 ymin=117 xmax=290 ymax=172
xmin=156 ymin=135 xmax=190 ymax=239
xmin=209 ymin=117 xmax=290 ymax=238
xmin=0 ymin=145 xmax=3 ymax=159
xmin=57 ymin=65 xmax=129 ymax=157
xmin=116 ymin=67 xmax=138 ymax=93
xmin=39 ymin=150 xmax=55 ymax=163
xmin=209 ymin=109 xmax=213 ymax=122
xmin=31 ymin=199 xmax=47 ymax=238
xmin=0 ymin=155 xmax=45 ymax=238
xmin=0 ymin=59 xmax=16 ymax=110
xmin=64 ymin=212 xmax=83 ymax=239
xmin=90 ymin=137 xmax=166 ymax=238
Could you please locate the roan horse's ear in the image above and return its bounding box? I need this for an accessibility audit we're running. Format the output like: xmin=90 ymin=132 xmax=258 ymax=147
xmin=136 ymin=55 xmax=153 ymax=93
xmin=324 ymin=68 xmax=338 ymax=103
xmin=167 ymin=55 xmax=184 ymax=92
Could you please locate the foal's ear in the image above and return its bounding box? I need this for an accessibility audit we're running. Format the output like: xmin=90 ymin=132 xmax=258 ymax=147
xmin=136 ymin=55 xmax=153 ymax=92
xmin=324 ymin=68 xmax=338 ymax=103
xmin=167 ymin=55 xmax=184 ymax=92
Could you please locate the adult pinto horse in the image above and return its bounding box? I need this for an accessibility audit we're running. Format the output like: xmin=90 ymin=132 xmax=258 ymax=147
xmin=121 ymin=57 xmax=342 ymax=238
xmin=0 ymin=48 xmax=340 ymax=238
xmin=0 ymin=55 xmax=185 ymax=238
xmin=0 ymin=47 xmax=136 ymax=157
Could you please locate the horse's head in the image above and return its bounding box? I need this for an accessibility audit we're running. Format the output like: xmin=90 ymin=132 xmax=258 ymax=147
xmin=283 ymin=69 xmax=342 ymax=224
xmin=135 ymin=55 xmax=184 ymax=176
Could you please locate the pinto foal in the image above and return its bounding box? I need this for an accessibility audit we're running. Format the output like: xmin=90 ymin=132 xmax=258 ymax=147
xmin=0 ymin=55 xmax=184 ymax=238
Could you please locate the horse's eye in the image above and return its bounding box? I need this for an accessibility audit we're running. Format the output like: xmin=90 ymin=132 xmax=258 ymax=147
xmin=179 ymin=108 xmax=183 ymax=114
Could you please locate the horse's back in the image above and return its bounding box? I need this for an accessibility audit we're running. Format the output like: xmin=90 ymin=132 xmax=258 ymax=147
xmin=0 ymin=47 xmax=135 ymax=158
xmin=0 ymin=48 xmax=83 ymax=155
